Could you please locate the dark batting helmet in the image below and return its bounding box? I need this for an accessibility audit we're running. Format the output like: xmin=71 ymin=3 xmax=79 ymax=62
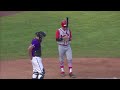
xmin=35 ymin=31 xmax=46 ymax=39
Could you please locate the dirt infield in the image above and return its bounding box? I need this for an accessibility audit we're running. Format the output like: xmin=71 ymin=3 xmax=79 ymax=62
xmin=0 ymin=12 xmax=120 ymax=79
xmin=0 ymin=58 xmax=120 ymax=79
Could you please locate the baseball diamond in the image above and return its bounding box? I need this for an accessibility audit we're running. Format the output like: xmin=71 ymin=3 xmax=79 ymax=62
xmin=0 ymin=58 xmax=120 ymax=79
xmin=0 ymin=11 xmax=120 ymax=79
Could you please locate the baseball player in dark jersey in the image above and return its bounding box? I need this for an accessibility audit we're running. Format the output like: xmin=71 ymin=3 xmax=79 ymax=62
xmin=28 ymin=31 xmax=46 ymax=79
xmin=56 ymin=19 xmax=76 ymax=78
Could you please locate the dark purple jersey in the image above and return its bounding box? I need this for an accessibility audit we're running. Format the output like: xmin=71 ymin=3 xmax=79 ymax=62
xmin=31 ymin=38 xmax=41 ymax=57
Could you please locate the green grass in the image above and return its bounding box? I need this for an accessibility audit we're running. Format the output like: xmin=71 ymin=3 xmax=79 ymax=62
xmin=0 ymin=11 xmax=120 ymax=60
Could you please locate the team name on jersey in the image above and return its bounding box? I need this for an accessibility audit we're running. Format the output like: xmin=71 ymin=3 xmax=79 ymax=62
xmin=57 ymin=28 xmax=70 ymax=45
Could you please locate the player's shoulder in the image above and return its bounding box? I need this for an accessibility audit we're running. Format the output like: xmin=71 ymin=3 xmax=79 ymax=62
xmin=56 ymin=28 xmax=60 ymax=32
xmin=56 ymin=28 xmax=61 ymax=30
xmin=32 ymin=38 xmax=38 ymax=43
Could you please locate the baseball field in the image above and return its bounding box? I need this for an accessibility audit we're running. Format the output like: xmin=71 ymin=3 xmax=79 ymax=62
xmin=0 ymin=11 xmax=120 ymax=79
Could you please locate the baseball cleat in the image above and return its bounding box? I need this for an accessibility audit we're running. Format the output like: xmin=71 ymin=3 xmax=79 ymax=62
xmin=60 ymin=72 xmax=66 ymax=77
xmin=69 ymin=72 xmax=76 ymax=78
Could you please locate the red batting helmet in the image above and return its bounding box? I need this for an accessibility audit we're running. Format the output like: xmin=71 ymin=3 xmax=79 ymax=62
xmin=61 ymin=20 xmax=67 ymax=27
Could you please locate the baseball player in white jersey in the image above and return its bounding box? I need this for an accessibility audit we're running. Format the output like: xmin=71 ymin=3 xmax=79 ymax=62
xmin=55 ymin=19 xmax=76 ymax=78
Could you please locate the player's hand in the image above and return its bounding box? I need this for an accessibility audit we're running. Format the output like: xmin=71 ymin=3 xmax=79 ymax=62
xmin=62 ymin=35 xmax=69 ymax=41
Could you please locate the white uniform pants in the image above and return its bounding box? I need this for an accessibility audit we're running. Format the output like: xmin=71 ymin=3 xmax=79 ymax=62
xmin=31 ymin=56 xmax=44 ymax=79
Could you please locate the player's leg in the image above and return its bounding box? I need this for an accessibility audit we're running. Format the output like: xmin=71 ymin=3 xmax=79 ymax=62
xmin=31 ymin=57 xmax=45 ymax=79
xmin=66 ymin=46 xmax=72 ymax=73
xmin=32 ymin=72 xmax=39 ymax=79
xmin=66 ymin=46 xmax=76 ymax=78
xmin=36 ymin=57 xmax=45 ymax=79
xmin=31 ymin=58 xmax=38 ymax=79
xmin=58 ymin=45 xmax=66 ymax=76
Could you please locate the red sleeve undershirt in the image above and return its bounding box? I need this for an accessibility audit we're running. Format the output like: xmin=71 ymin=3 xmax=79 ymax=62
xmin=56 ymin=29 xmax=60 ymax=39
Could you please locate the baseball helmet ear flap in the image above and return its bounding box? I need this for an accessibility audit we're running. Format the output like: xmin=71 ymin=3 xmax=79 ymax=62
xmin=61 ymin=20 xmax=67 ymax=27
